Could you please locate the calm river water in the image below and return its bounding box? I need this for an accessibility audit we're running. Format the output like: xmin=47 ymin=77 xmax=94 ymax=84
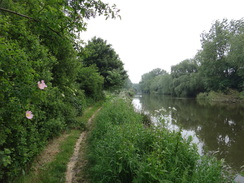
xmin=132 ymin=94 xmax=244 ymax=180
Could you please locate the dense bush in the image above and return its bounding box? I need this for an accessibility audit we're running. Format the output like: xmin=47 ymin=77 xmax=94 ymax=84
xmin=0 ymin=32 xmax=84 ymax=181
xmin=77 ymin=65 xmax=105 ymax=101
xmin=86 ymin=98 xmax=233 ymax=183
xmin=0 ymin=0 xmax=119 ymax=181
xmin=196 ymin=90 xmax=242 ymax=102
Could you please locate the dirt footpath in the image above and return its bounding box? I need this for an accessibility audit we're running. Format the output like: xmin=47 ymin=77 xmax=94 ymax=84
xmin=65 ymin=108 xmax=101 ymax=183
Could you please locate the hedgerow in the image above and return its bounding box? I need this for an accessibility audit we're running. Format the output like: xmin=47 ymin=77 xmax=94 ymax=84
xmin=0 ymin=29 xmax=84 ymax=181
xmin=0 ymin=1 xmax=119 ymax=181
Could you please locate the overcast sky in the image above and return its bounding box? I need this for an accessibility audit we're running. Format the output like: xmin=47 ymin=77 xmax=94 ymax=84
xmin=81 ymin=0 xmax=244 ymax=83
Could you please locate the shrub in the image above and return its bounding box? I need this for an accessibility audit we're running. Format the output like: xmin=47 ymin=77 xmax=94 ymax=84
xmin=0 ymin=17 xmax=83 ymax=182
xmin=196 ymin=92 xmax=208 ymax=100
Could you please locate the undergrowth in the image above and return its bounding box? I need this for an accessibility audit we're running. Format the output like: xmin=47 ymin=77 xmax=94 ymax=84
xmin=86 ymin=97 xmax=234 ymax=183
xmin=196 ymin=90 xmax=243 ymax=103
xmin=15 ymin=101 xmax=103 ymax=183
xmin=16 ymin=130 xmax=80 ymax=183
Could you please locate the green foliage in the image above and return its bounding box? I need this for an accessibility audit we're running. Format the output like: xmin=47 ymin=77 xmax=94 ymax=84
xmin=198 ymin=19 xmax=243 ymax=91
xmin=16 ymin=130 xmax=81 ymax=183
xmin=171 ymin=59 xmax=198 ymax=78
xmin=80 ymin=37 xmax=128 ymax=90
xmin=197 ymin=90 xmax=242 ymax=102
xmin=139 ymin=60 xmax=203 ymax=97
xmin=0 ymin=0 xmax=119 ymax=181
xmin=240 ymin=91 xmax=244 ymax=100
xmin=35 ymin=130 xmax=80 ymax=183
xmin=139 ymin=18 xmax=244 ymax=98
xmin=123 ymin=78 xmax=133 ymax=89
xmin=16 ymin=102 xmax=103 ymax=183
xmin=139 ymin=68 xmax=168 ymax=94
xmin=77 ymin=65 xmax=104 ymax=101
xmin=86 ymin=98 xmax=232 ymax=183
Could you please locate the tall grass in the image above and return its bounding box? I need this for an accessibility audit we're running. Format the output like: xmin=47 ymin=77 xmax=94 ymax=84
xmin=86 ymin=97 xmax=233 ymax=183
xmin=16 ymin=130 xmax=80 ymax=183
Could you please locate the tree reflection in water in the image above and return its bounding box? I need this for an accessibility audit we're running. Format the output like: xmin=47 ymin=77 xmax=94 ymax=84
xmin=133 ymin=94 xmax=244 ymax=173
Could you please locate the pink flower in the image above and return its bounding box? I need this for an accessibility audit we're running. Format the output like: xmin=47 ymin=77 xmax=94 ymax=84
xmin=37 ymin=80 xmax=47 ymax=90
xmin=26 ymin=111 xmax=34 ymax=119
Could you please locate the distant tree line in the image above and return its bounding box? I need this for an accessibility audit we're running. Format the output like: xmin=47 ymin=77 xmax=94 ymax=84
xmin=139 ymin=18 xmax=244 ymax=97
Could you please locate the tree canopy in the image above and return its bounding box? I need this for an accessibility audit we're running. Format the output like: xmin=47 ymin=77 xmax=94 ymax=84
xmin=139 ymin=18 xmax=244 ymax=97
xmin=199 ymin=18 xmax=244 ymax=91
xmin=0 ymin=0 xmax=121 ymax=181
xmin=80 ymin=37 xmax=128 ymax=90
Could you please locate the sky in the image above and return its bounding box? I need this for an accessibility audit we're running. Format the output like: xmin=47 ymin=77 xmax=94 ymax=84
xmin=81 ymin=0 xmax=244 ymax=83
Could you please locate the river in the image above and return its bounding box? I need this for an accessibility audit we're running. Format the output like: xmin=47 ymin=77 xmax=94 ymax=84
xmin=132 ymin=94 xmax=244 ymax=182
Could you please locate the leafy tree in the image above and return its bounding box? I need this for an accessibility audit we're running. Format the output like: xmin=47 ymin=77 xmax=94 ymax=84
xmin=77 ymin=65 xmax=104 ymax=101
xmin=139 ymin=18 xmax=243 ymax=97
xmin=171 ymin=59 xmax=198 ymax=78
xmin=199 ymin=19 xmax=244 ymax=91
xmin=227 ymin=19 xmax=244 ymax=90
xmin=132 ymin=83 xmax=141 ymax=93
xmin=171 ymin=59 xmax=203 ymax=97
xmin=123 ymin=78 xmax=133 ymax=90
xmin=0 ymin=0 xmax=119 ymax=181
xmin=149 ymin=75 xmax=161 ymax=93
xmin=139 ymin=68 xmax=168 ymax=93
xmin=80 ymin=37 xmax=128 ymax=90
xmin=157 ymin=74 xmax=173 ymax=95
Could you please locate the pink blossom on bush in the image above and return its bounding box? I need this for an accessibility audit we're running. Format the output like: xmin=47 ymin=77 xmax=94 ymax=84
xmin=26 ymin=111 xmax=33 ymax=119
xmin=37 ymin=80 xmax=47 ymax=90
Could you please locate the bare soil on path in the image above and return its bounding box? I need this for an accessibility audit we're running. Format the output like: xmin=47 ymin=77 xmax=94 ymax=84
xmin=65 ymin=108 xmax=101 ymax=183
xmin=32 ymin=133 xmax=70 ymax=174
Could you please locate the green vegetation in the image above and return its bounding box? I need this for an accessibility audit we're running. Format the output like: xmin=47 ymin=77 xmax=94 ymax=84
xmin=86 ymin=97 xmax=233 ymax=183
xmin=16 ymin=102 xmax=103 ymax=183
xmin=0 ymin=1 xmax=126 ymax=181
xmin=80 ymin=37 xmax=128 ymax=90
xmin=1 ymin=1 xmax=242 ymax=182
xmin=196 ymin=90 xmax=241 ymax=102
xmin=75 ymin=100 xmax=104 ymax=130
xmin=139 ymin=18 xmax=244 ymax=100
xmin=17 ymin=129 xmax=80 ymax=183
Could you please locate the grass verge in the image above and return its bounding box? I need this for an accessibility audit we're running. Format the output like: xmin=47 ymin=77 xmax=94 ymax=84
xmin=16 ymin=101 xmax=103 ymax=183
xmin=17 ymin=130 xmax=80 ymax=183
xmin=85 ymin=97 xmax=234 ymax=183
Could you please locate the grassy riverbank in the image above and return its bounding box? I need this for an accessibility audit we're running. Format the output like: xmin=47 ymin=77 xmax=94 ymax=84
xmin=197 ymin=90 xmax=244 ymax=103
xmin=85 ymin=97 xmax=234 ymax=183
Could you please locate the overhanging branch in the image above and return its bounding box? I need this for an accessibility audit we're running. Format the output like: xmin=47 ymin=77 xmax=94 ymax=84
xmin=0 ymin=7 xmax=62 ymax=37
xmin=0 ymin=7 xmax=34 ymax=20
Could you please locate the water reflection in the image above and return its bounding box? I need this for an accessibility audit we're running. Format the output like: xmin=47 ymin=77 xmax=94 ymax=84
xmin=133 ymin=94 xmax=244 ymax=173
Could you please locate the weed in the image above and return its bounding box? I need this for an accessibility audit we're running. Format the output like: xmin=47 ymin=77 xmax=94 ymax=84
xmin=86 ymin=97 xmax=234 ymax=183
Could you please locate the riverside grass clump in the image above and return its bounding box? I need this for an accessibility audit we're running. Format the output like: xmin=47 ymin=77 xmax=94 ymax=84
xmin=86 ymin=98 xmax=233 ymax=183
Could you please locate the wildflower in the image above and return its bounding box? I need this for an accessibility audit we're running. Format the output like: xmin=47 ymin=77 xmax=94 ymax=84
xmin=26 ymin=111 xmax=33 ymax=119
xmin=38 ymin=80 xmax=47 ymax=90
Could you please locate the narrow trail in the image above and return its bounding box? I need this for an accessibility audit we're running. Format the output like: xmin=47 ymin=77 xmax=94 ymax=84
xmin=32 ymin=133 xmax=69 ymax=174
xmin=65 ymin=108 xmax=101 ymax=183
